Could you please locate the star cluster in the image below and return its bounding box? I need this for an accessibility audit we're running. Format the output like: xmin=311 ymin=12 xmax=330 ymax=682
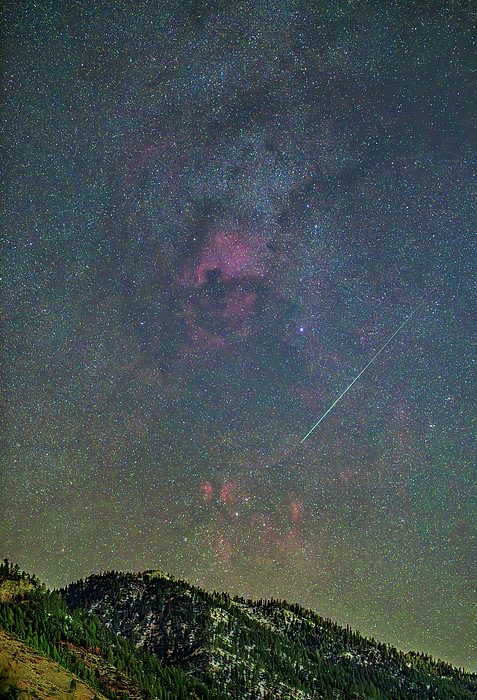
xmin=2 ymin=0 xmax=477 ymax=672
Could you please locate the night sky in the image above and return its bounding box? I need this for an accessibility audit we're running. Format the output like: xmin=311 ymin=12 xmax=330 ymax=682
xmin=3 ymin=0 xmax=477 ymax=673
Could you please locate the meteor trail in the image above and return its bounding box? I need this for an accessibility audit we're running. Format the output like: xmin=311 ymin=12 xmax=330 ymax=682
xmin=300 ymin=289 xmax=434 ymax=444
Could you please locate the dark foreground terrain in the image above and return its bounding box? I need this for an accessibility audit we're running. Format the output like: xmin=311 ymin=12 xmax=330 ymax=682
xmin=0 ymin=561 xmax=476 ymax=699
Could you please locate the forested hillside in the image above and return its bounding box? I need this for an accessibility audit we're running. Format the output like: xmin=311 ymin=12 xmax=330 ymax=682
xmin=0 ymin=561 xmax=224 ymax=699
xmin=1 ymin=561 xmax=476 ymax=700
xmin=64 ymin=569 xmax=477 ymax=700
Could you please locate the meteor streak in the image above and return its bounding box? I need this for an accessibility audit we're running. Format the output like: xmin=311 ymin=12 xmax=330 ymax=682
xmin=300 ymin=290 xmax=434 ymax=443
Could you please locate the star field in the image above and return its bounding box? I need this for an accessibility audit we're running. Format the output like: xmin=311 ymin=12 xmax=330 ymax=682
xmin=2 ymin=0 xmax=477 ymax=673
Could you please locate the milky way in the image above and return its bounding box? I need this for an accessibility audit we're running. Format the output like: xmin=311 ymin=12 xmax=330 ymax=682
xmin=3 ymin=0 xmax=477 ymax=672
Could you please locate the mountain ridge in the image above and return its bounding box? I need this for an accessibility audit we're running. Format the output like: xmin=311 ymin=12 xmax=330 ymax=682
xmin=1 ymin=561 xmax=476 ymax=699
xmin=63 ymin=568 xmax=477 ymax=699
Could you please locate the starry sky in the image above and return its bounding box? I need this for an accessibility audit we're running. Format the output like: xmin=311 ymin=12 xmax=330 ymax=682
xmin=2 ymin=0 xmax=477 ymax=673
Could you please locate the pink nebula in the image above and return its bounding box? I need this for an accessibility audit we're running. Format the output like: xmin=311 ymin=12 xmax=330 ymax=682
xmin=196 ymin=229 xmax=269 ymax=285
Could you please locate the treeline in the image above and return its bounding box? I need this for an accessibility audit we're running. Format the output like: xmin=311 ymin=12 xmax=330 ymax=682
xmin=63 ymin=568 xmax=477 ymax=700
xmin=204 ymin=597 xmax=477 ymax=700
xmin=0 ymin=560 xmax=228 ymax=700
xmin=3 ymin=562 xmax=477 ymax=700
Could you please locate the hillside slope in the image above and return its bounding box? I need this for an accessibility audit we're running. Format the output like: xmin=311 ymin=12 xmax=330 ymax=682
xmin=0 ymin=561 xmax=225 ymax=699
xmin=64 ymin=569 xmax=477 ymax=700
xmin=0 ymin=628 xmax=111 ymax=700
xmin=1 ymin=562 xmax=476 ymax=700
